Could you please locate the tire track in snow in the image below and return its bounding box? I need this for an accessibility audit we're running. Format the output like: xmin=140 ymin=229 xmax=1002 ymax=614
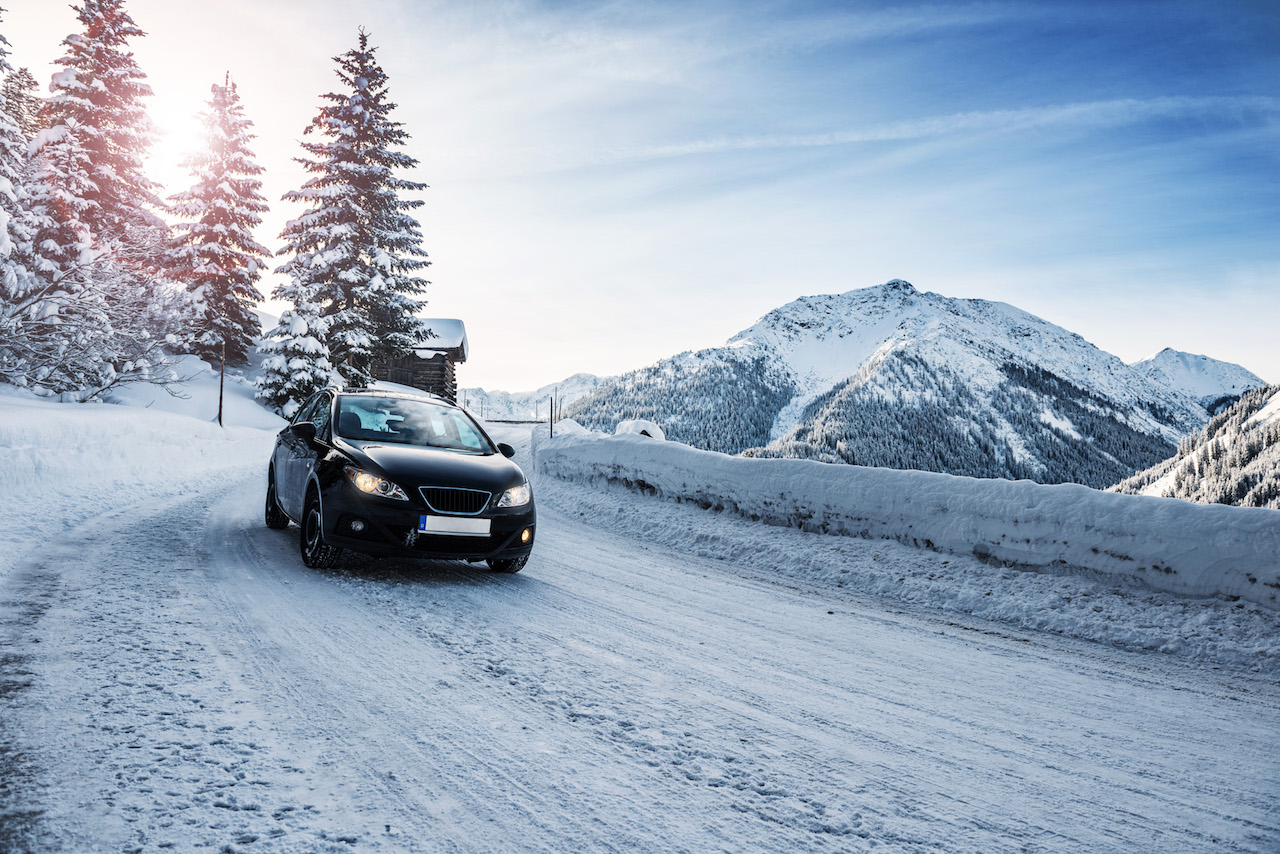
xmin=201 ymin=480 xmax=752 ymax=852
xmin=0 ymin=485 xmax=404 ymax=852
xmin=204 ymin=478 xmax=945 ymax=851
xmin=0 ymin=554 xmax=63 ymax=851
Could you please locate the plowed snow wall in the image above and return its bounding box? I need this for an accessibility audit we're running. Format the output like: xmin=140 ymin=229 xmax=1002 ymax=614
xmin=535 ymin=426 xmax=1280 ymax=609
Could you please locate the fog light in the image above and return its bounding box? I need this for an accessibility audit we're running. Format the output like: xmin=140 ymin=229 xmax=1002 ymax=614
xmin=350 ymin=519 xmax=366 ymax=533
xmin=520 ymin=528 xmax=532 ymax=544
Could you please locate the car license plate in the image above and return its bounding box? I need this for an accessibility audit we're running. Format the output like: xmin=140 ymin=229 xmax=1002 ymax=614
xmin=419 ymin=515 xmax=491 ymax=536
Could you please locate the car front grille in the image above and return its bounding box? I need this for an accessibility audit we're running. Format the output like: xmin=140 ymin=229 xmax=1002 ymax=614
xmin=420 ymin=486 xmax=491 ymax=516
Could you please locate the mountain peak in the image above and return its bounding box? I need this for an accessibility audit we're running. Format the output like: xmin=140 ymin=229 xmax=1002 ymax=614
xmin=565 ymin=279 xmax=1229 ymax=488
xmin=1130 ymin=348 xmax=1264 ymax=408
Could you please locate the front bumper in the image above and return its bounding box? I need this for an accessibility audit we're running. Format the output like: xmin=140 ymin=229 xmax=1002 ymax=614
xmin=320 ymin=481 xmax=536 ymax=561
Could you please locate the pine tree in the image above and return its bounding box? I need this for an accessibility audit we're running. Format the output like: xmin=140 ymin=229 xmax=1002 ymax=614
xmin=0 ymin=12 xmax=36 ymax=377
xmin=254 ymin=294 xmax=341 ymax=418
xmin=0 ymin=2 xmax=186 ymax=398
xmin=43 ymin=0 xmax=163 ymax=247
xmin=270 ymin=28 xmax=429 ymax=390
xmin=0 ymin=12 xmax=57 ymax=388
xmin=168 ymin=78 xmax=269 ymax=367
xmin=1 ymin=118 xmax=108 ymax=392
xmin=1 ymin=67 xmax=40 ymax=139
xmin=0 ymin=13 xmax=27 ymax=261
xmin=2 ymin=118 xmax=186 ymax=398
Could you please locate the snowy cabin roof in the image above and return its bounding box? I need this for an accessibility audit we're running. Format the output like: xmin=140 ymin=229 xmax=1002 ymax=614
xmin=414 ymin=319 xmax=468 ymax=363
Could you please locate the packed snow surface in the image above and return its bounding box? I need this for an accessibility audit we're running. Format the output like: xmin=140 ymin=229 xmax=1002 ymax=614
xmin=2 ymin=379 xmax=1278 ymax=851
xmin=0 ymin=383 xmax=279 ymax=581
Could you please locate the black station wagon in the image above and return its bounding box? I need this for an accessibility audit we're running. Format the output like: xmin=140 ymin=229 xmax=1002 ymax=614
xmin=265 ymin=387 xmax=535 ymax=572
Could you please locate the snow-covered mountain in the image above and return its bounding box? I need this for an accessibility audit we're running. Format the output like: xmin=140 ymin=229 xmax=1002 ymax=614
xmin=1129 ymin=348 xmax=1265 ymax=413
xmin=1111 ymin=385 xmax=1280 ymax=509
xmin=459 ymin=373 xmax=609 ymax=421
xmin=565 ymin=280 xmax=1235 ymax=488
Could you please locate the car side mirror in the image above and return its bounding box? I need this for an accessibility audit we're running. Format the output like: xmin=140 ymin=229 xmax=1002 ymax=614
xmin=497 ymin=442 xmax=516 ymax=458
xmin=292 ymin=421 xmax=318 ymax=443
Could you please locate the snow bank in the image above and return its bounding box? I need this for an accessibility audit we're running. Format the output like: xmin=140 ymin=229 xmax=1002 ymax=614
xmin=535 ymin=426 xmax=1280 ymax=610
xmin=615 ymin=419 xmax=665 ymax=440
xmin=102 ymin=354 xmax=285 ymax=430
xmin=0 ymin=389 xmax=277 ymax=579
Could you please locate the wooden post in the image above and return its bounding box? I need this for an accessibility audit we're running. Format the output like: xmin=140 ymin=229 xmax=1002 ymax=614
xmin=217 ymin=338 xmax=226 ymax=427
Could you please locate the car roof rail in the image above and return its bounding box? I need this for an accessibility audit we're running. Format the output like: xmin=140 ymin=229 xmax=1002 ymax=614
xmin=332 ymin=385 xmax=452 ymax=404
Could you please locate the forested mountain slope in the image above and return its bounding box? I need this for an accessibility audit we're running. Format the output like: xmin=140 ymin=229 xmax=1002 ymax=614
xmin=459 ymin=373 xmax=608 ymax=421
xmin=1111 ymin=385 xmax=1280 ymax=509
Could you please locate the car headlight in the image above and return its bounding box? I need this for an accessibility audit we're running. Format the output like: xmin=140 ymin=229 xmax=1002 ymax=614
xmin=344 ymin=466 xmax=409 ymax=500
xmin=495 ymin=481 xmax=532 ymax=508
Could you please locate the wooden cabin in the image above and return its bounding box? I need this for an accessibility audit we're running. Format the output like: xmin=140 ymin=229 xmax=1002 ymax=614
xmin=370 ymin=319 xmax=469 ymax=402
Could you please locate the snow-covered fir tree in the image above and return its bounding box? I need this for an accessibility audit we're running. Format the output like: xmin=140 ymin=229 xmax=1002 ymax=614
xmin=254 ymin=294 xmax=341 ymax=418
xmin=1 ymin=66 xmax=40 ymax=140
xmin=25 ymin=122 xmax=97 ymax=278
xmin=43 ymin=0 xmax=163 ymax=247
xmin=1 ymin=117 xmax=109 ymax=392
xmin=0 ymin=2 xmax=186 ymax=398
xmin=0 ymin=11 xmax=53 ymax=388
xmin=262 ymin=28 xmax=429 ymax=404
xmin=168 ymin=78 xmax=269 ymax=367
xmin=0 ymin=12 xmax=27 ymax=256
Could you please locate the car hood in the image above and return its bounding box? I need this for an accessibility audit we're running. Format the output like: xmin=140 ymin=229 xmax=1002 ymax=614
xmin=336 ymin=438 xmax=527 ymax=493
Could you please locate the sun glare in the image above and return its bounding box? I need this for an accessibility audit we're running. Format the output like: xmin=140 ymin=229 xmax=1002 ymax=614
xmin=147 ymin=100 xmax=209 ymax=200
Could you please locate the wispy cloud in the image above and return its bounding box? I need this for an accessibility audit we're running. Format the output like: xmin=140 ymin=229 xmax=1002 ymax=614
xmin=721 ymin=2 xmax=1052 ymax=53
xmin=604 ymin=96 xmax=1280 ymax=163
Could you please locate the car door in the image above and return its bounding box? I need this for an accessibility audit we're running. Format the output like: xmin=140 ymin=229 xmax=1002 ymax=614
xmin=278 ymin=393 xmax=324 ymax=519
xmin=304 ymin=394 xmax=334 ymax=506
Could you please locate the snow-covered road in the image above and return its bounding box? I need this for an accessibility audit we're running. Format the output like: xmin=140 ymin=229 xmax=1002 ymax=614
xmin=2 ymin=423 xmax=1278 ymax=853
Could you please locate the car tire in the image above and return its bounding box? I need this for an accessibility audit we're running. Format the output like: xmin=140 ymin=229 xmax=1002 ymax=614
xmin=301 ymin=491 xmax=342 ymax=569
xmin=487 ymin=556 xmax=528 ymax=574
xmin=265 ymin=472 xmax=290 ymax=529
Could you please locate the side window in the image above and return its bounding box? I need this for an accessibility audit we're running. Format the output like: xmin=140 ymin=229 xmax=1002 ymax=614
xmin=292 ymin=393 xmax=321 ymax=426
xmin=311 ymin=393 xmax=333 ymax=439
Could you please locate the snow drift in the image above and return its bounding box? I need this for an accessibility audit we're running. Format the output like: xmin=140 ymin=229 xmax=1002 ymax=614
xmin=536 ymin=423 xmax=1280 ymax=610
xmin=0 ymin=384 xmax=279 ymax=580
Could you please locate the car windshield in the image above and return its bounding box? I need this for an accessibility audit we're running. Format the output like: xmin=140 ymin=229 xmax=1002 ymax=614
xmin=334 ymin=396 xmax=494 ymax=454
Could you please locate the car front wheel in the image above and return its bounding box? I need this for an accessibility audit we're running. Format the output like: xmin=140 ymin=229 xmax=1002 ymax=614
xmin=301 ymin=491 xmax=342 ymax=569
xmin=487 ymin=556 xmax=528 ymax=574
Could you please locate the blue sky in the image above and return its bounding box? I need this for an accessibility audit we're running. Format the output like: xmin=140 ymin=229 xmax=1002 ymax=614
xmin=8 ymin=0 xmax=1279 ymax=389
